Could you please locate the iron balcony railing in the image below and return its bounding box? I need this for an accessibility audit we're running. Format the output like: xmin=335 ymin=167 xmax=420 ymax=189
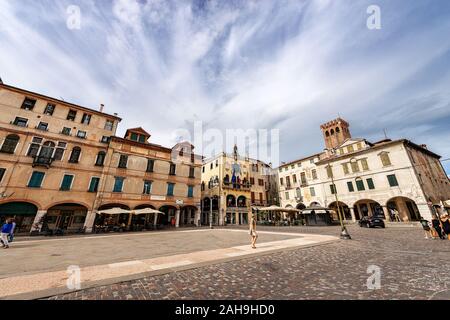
xmin=32 ymin=156 xmax=54 ymax=168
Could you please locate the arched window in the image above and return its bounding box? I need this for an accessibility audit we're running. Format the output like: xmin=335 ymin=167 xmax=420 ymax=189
xmin=95 ymin=151 xmax=106 ymax=166
xmin=325 ymin=131 xmax=330 ymax=137
xmin=39 ymin=141 xmax=55 ymax=158
xmin=69 ymin=147 xmax=81 ymax=163
xmin=336 ymin=127 xmax=340 ymax=133
xmin=330 ymin=129 xmax=335 ymax=135
xmin=0 ymin=134 xmax=20 ymax=154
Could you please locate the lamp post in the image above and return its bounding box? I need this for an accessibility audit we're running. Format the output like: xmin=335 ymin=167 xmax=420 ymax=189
xmin=327 ymin=152 xmax=351 ymax=240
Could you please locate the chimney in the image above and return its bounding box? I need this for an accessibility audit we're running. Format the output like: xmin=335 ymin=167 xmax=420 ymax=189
xmin=420 ymin=144 xmax=428 ymax=149
xmin=99 ymin=104 xmax=105 ymax=113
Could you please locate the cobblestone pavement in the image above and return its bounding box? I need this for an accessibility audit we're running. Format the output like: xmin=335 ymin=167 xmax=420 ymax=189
xmin=48 ymin=225 xmax=450 ymax=300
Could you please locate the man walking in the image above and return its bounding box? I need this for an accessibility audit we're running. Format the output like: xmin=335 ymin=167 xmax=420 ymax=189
xmin=1 ymin=218 xmax=14 ymax=249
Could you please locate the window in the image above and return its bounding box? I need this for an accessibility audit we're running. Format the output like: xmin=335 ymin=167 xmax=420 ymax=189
xmin=351 ymin=160 xmax=360 ymax=173
xmin=357 ymin=142 xmax=362 ymax=150
xmin=0 ymin=134 xmax=20 ymax=154
xmin=367 ymin=178 xmax=375 ymax=190
xmin=39 ymin=141 xmax=55 ymax=158
xmin=105 ymin=120 xmax=114 ymax=131
xmin=62 ymin=127 xmax=71 ymax=136
xmin=28 ymin=171 xmax=45 ymax=188
xmin=13 ymin=117 xmax=28 ymax=127
xmin=187 ymin=185 xmax=194 ymax=198
xmin=342 ymin=163 xmax=349 ymax=175
xmin=169 ymin=163 xmax=176 ymax=175
xmin=310 ymin=187 xmax=316 ymax=197
xmin=88 ymin=177 xmax=100 ymax=193
xmin=113 ymin=177 xmax=124 ymax=192
xmin=300 ymin=172 xmax=307 ymax=185
xmin=0 ymin=168 xmax=5 ymax=183
xmin=292 ymin=174 xmax=297 ymax=184
xmin=285 ymin=192 xmax=290 ymax=200
xmin=130 ymin=133 xmax=138 ymax=141
xmin=387 ymin=174 xmax=399 ymax=187
xmin=348 ymin=145 xmax=354 ymax=153
xmin=77 ymin=130 xmax=87 ymax=139
xmin=101 ymin=136 xmax=110 ymax=144
xmin=167 ymin=183 xmax=175 ymax=196
xmin=118 ymin=155 xmax=128 ymax=168
xmin=138 ymin=135 xmax=146 ymax=143
xmin=280 ymin=178 xmax=284 ymax=185
xmin=286 ymin=176 xmax=291 ymax=188
xmin=81 ymin=113 xmax=91 ymax=125
xmin=21 ymin=98 xmax=36 ymax=110
xmin=44 ymin=103 xmax=55 ymax=115
xmin=380 ymin=152 xmax=391 ymax=167
xmin=210 ymin=163 xmax=213 ymax=170
xmin=37 ymin=122 xmax=48 ymax=131
xmin=202 ymin=166 xmax=205 ymax=173
xmin=258 ymin=179 xmax=264 ymax=186
xmin=361 ymin=159 xmax=369 ymax=171
xmin=146 ymin=159 xmax=154 ymax=172
xmin=95 ymin=151 xmax=106 ymax=166
xmin=67 ymin=110 xmax=77 ymax=121
xmin=312 ymin=169 xmax=318 ymax=180
xmin=60 ymin=174 xmax=74 ymax=191
xmin=347 ymin=181 xmax=355 ymax=192
xmin=27 ymin=137 xmax=42 ymax=157
xmin=143 ymin=180 xmax=152 ymax=195
xmin=326 ymin=166 xmax=333 ymax=179
xmin=189 ymin=166 xmax=195 ymax=178
xmin=69 ymin=147 xmax=81 ymax=163
xmin=330 ymin=184 xmax=337 ymax=194
xmin=356 ymin=178 xmax=365 ymax=191
xmin=53 ymin=142 xmax=67 ymax=161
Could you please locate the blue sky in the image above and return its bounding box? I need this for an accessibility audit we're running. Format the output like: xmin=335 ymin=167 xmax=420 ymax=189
xmin=0 ymin=0 xmax=449 ymax=173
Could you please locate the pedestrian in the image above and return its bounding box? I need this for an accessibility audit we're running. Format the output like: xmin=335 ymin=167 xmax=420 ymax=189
xmin=1 ymin=218 xmax=14 ymax=249
xmin=419 ymin=218 xmax=432 ymax=239
xmin=431 ymin=216 xmax=445 ymax=240
xmin=249 ymin=213 xmax=258 ymax=249
xmin=440 ymin=213 xmax=450 ymax=240
xmin=9 ymin=218 xmax=16 ymax=243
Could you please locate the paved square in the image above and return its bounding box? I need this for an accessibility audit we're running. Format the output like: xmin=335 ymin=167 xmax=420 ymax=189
xmin=47 ymin=225 xmax=450 ymax=300
xmin=0 ymin=229 xmax=336 ymax=299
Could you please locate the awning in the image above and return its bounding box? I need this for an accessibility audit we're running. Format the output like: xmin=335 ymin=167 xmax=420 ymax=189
xmin=0 ymin=202 xmax=38 ymax=216
xmin=255 ymin=205 xmax=301 ymax=213
xmin=97 ymin=207 xmax=131 ymax=215
xmin=132 ymin=208 xmax=165 ymax=215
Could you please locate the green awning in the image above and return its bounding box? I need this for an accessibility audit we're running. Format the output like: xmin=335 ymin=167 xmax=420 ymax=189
xmin=0 ymin=202 xmax=38 ymax=216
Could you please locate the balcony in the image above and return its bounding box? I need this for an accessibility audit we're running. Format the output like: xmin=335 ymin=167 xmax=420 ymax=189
xmin=32 ymin=156 xmax=53 ymax=168
xmin=222 ymin=182 xmax=251 ymax=191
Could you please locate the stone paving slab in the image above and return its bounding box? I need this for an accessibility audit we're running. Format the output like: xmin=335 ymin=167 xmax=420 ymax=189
xmin=0 ymin=229 xmax=336 ymax=299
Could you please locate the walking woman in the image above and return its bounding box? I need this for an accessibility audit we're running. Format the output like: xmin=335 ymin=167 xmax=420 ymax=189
xmin=250 ymin=213 xmax=258 ymax=249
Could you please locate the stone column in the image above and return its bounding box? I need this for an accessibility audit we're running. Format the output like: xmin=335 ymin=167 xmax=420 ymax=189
xmin=30 ymin=210 xmax=47 ymax=232
xmin=349 ymin=207 xmax=356 ymax=222
xmin=153 ymin=213 xmax=158 ymax=226
xmin=382 ymin=206 xmax=390 ymax=221
xmin=84 ymin=210 xmax=97 ymax=233
xmin=195 ymin=207 xmax=201 ymax=227
xmin=175 ymin=209 xmax=181 ymax=228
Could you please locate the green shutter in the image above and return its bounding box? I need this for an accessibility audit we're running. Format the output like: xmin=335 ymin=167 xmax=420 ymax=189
xmin=188 ymin=186 xmax=194 ymax=198
xmin=28 ymin=171 xmax=45 ymax=188
xmin=347 ymin=182 xmax=354 ymax=192
xmin=356 ymin=180 xmax=365 ymax=191
xmin=61 ymin=175 xmax=74 ymax=191
xmin=388 ymin=175 xmax=399 ymax=187
xmin=367 ymin=178 xmax=375 ymax=190
xmin=89 ymin=177 xmax=100 ymax=192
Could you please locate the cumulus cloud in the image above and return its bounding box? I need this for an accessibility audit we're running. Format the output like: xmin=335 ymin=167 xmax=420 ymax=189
xmin=0 ymin=0 xmax=449 ymax=172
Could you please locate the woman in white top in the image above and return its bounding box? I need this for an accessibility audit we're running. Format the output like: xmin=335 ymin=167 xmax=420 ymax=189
xmin=249 ymin=213 xmax=258 ymax=249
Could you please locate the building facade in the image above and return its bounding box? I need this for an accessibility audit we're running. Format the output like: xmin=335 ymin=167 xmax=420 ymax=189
xmin=0 ymin=83 xmax=201 ymax=233
xmin=278 ymin=118 xmax=450 ymax=222
xmin=201 ymin=147 xmax=277 ymax=226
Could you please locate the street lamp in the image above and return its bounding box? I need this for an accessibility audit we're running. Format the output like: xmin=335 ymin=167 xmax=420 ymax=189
xmin=327 ymin=151 xmax=351 ymax=240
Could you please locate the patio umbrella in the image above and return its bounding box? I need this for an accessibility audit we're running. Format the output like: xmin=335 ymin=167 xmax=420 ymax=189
xmin=97 ymin=207 xmax=132 ymax=215
xmin=257 ymin=205 xmax=301 ymax=213
xmin=132 ymin=208 xmax=165 ymax=215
